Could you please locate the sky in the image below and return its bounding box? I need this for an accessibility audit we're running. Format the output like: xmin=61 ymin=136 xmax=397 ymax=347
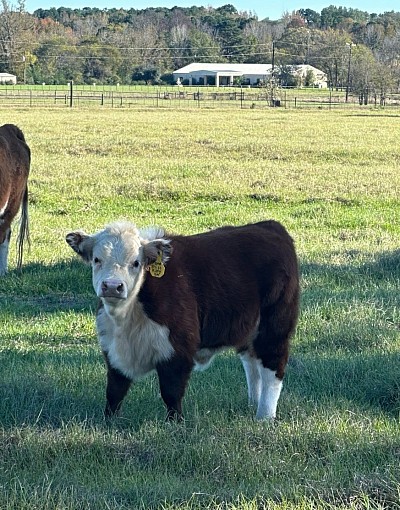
xmin=24 ymin=0 xmax=398 ymax=20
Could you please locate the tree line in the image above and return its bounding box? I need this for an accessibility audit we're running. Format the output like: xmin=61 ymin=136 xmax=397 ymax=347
xmin=1 ymin=0 xmax=400 ymax=103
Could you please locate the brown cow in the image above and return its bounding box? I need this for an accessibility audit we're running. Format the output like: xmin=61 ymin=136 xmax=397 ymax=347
xmin=66 ymin=220 xmax=299 ymax=421
xmin=0 ymin=124 xmax=30 ymax=275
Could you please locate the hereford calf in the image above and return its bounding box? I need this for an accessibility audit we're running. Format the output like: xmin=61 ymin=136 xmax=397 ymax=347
xmin=66 ymin=220 xmax=299 ymax=421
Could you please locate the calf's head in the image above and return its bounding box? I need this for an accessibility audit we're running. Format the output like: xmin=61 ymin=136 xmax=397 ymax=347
xmin=66 ymin=221 xmax=171 ymax=302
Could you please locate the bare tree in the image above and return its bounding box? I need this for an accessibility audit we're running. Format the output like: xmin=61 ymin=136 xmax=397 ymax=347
xmin=0 ymin=0 xmax=34 ymax=78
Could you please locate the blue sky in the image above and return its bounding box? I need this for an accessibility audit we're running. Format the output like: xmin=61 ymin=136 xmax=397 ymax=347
xmin=24 ymin=0 xmax=398 ymax=20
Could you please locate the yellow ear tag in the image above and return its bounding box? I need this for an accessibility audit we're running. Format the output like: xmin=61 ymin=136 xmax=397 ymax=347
xmin=149 ymin=251 xmax=165 ymax=278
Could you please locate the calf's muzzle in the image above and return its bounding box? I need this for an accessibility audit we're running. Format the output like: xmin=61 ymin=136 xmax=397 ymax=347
xmin=100 ymin=278 xmax=127 ymax=299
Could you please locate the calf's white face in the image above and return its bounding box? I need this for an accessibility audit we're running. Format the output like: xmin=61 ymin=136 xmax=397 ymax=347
xmin=92 ymin=227 xmax=144 ymax=300
xmin=66 ymin=221 xmax=171 ymax=304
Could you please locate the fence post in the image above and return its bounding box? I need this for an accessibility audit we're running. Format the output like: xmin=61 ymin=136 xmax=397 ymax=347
xmin=69 ymin=80 xmax=73 ymax=107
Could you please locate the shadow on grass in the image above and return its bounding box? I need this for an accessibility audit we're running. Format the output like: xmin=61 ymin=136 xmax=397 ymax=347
xmin=345 ymin=113 xmax=400 ymax=118
xmin=301 ymin=248 xmax=400 ymax=286
xmin=0 ymin=249 xmax=399 ymax=428
xmin=0 ymin=347 xmax=167 ymax=429
xmin=293 ymin=248 xmax=400 ymax=417
xmin=286 ymin=350 xmax=400 ymax=417
xmin=1 ymin=258 xmax=96 ymax=315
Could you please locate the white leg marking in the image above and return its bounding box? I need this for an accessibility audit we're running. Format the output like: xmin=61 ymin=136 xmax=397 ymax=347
xmin=256 ymin=365 xmax=283 ymax=420
xmin=0 ymin=198 xmax=9 ymax=217
xmin=240 ymin=352 xmax=261 ymax=405
xmin=0 ymin=235 xmax=10 ymax=275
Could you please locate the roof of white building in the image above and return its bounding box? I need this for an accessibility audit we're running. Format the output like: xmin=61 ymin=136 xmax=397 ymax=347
xmin=174 ymin=63 xmax=273 ymax=75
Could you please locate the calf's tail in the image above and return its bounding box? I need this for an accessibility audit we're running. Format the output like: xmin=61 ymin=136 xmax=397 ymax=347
xmin=16 ymin=184 xmax=30 ymax=269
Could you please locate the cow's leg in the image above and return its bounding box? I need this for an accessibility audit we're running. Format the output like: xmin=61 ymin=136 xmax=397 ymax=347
xmin=256 ymin=364 xmax=283 ymax=420
xmin=156 ymin=356 xmax=193 ymax=421
xmin=0 ymin=227 xmax=11 ymax=276
xmin=103 ymin=352 xmax=132 ymax=417
xmin=253 ymin=298 xmax=297 ymax=420
xmin=240 ymin=350 xmax=261 ymax=406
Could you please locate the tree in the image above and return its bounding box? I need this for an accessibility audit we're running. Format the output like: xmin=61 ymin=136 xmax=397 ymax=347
xmin=298 ymin=8 xmax=321 ymax=27
xmin=31 ymin=37 xmax=81 ymax=84
xmin=306 ymin=29 xmax=350 ymax=89
xmin=276 ymin=27 xmax=311 ymax=65
xmin=79 ymin=39 xmax=122 ymax=84
xmin=131 ymin=66 xmax=160 ymax=84
xmin=0 ymin=0 xmax=34 ymax=78
xmin=350 ymin=44 xmax=382 ymax=104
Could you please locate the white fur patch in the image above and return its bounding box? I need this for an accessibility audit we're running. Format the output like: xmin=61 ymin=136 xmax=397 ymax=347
xmin=0 ymin=198 xmax=8 ymax=218
xmin=97 ymin=300 xmax=175 ymax=381
xmin=0 ymin=234 xmax=10 ymax=275
xmin=240 ymin=353 xmax=283 ymax=419
xmin=194 ymin=347 xmax=225 ymax=371
xmin=139 ymin=225 xmax=165 ymax=241
xmin=256 ymin=365 xmax=283 ymax=420
xmin=240 ymin=352 xmax=261 ymax=405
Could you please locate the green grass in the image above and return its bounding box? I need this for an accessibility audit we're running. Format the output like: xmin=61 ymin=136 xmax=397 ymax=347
xmin=0 ymin=107 xmax=399 ymax=509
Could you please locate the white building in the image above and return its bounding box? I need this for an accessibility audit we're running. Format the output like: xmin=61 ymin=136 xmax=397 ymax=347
xmin=0 ymin=73 xmax=17 ymax=84
xmin=173 ymin=63 xmax=327 ymax=88
xmin=292 ymin=64 xmax=328 ymax=88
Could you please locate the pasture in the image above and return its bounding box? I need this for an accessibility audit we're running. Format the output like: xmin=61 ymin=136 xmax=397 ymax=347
xmin=0 ymin=107 xmax=399 ymax=509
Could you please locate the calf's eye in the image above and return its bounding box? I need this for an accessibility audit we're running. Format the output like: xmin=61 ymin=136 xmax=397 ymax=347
xmin=132 ymin=260 xmax=140 ymax=268
xmin=94 ymin=257 xmax=101 ymax=265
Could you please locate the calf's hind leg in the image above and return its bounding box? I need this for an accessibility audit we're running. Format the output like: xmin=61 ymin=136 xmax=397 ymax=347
xmin=240 ymin=351 xmax=261 ymax=406
xmin=253 ymin=299 xmax=298 ymax=420
xmin=0 ymin=227 xmax=11 ymax=275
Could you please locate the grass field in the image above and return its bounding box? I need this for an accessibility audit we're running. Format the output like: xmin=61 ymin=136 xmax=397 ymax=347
xmin=0 ymin=107 xmax=399 ymax=509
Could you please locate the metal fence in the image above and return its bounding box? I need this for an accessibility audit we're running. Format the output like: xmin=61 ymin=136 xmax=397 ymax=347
xmin=0 ymin=85 xmax=399 ymax=109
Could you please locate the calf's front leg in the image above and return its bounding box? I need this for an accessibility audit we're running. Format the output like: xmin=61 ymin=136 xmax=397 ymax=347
xmin=103 ymin=352 xmax=132 ymax=417
xmin=156 ymin=356 xmax=193 ymax=421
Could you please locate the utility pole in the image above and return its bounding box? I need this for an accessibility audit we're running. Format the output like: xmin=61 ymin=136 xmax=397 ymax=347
xmin=270 ymin=41 xmax=277 ymax=107
xmin=271 ymin=41 xmax=275 ymax=78
xmin=22 ymin=53 xmax=26 ymax=84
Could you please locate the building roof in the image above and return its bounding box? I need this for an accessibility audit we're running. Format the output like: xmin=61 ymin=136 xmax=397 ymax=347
xmin=0 ymin=72 xmax=16 ymax=77
xmin=174 ymin=63 xmax=273 ymax=75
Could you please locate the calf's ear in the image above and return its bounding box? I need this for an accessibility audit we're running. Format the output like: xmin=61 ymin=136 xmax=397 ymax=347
xmin=142 ymin=239 xmax=172 ymax=267
xmin=66 ymin=231 xmax=94 ymax=263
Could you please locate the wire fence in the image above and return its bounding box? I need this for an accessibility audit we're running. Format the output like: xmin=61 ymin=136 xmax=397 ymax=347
xmin=0 ymin=85 xmax=399 ymax=109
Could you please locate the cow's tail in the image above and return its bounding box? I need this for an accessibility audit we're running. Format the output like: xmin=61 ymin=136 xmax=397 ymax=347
xmin=16 ymin=184 xmax=30 ymax=269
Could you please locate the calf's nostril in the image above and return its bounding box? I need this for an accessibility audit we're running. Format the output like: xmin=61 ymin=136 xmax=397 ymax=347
xmin=117 ymin=283 xmax=124 ymax=294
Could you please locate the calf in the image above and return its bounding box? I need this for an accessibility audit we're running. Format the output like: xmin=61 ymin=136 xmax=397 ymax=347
xmin=0 ymin=124 xmax=30 ymax=275
xmin=66 ymin=220 xmax=299 ymax=420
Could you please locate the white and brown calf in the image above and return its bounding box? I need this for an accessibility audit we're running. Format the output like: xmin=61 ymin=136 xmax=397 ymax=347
xmin=66 ymin=220 xmax=299 ymax=421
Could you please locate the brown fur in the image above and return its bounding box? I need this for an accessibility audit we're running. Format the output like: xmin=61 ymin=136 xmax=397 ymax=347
xmin=0 ymin=124 xmax=30 ymax=272
xmin=67 ymin=220 xmax=300 ymax=420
